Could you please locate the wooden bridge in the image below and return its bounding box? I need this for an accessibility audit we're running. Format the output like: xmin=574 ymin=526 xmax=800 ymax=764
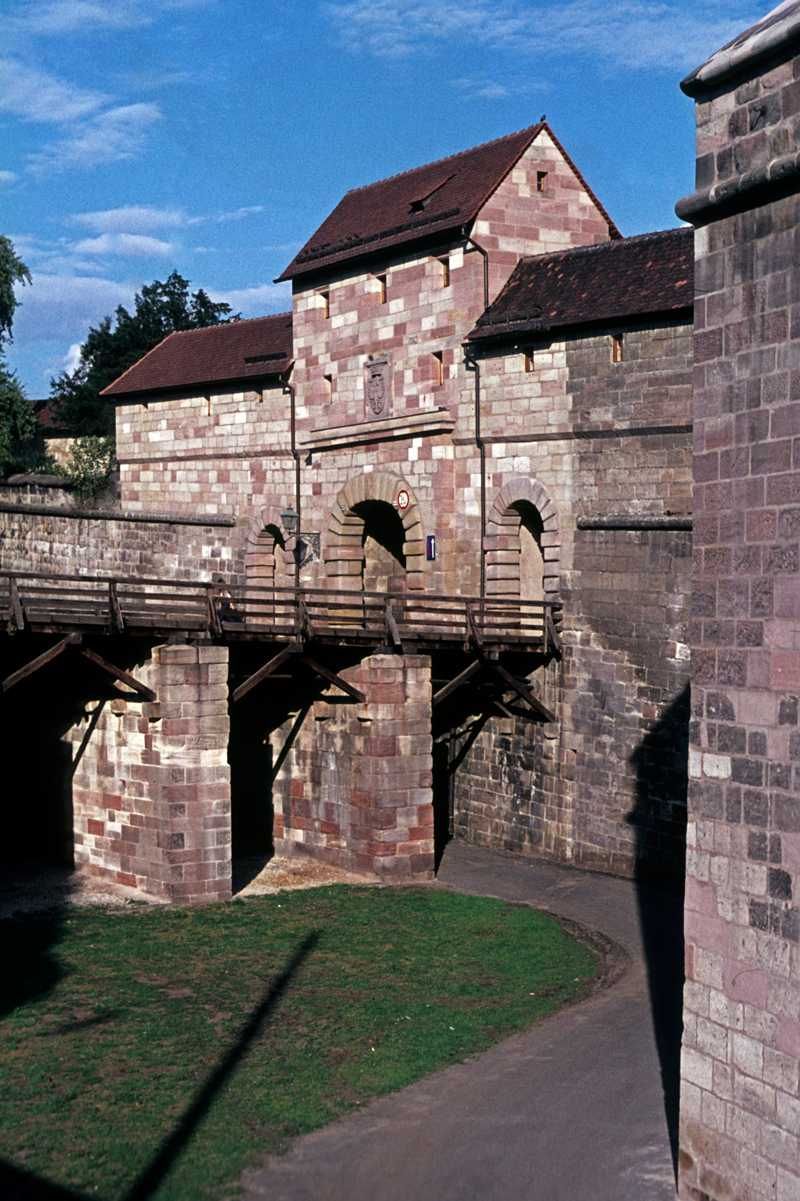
xmin=1 ymin=569 xmax=562 ymax=719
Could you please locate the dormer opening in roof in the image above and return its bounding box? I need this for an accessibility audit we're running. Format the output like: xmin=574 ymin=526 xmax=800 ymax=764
xmin=409 ymin=174 xmax=456 ymax=213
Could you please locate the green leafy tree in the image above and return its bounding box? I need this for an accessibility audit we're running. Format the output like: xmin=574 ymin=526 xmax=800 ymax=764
xmin=51 ymin=271 xmax=236 ymax=436
xmin=0 ymin=236 xmax=35 ymax=477
xmin=0 ymin=363 xmax=35 ymax=477
xmin=61 ymin=435 xmax=116 ymax=502
xmin=0 ymin=235 xmax=31 ymax=341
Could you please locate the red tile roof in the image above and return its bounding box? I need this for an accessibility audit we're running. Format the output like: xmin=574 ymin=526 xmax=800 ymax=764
xmin=33 ymin=399 xmax=69 ymax=432
xmin=468 ymin=227 xmax=693 ymax=341
xmin=277 ymin=122 xmax=619 ymax=282
xmin=101 ymin=313 xmax=293 ymax=398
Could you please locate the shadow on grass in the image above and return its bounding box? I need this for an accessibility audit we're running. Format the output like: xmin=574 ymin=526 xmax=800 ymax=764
xmin=0 ymin=932 xmax=319 ymax=1201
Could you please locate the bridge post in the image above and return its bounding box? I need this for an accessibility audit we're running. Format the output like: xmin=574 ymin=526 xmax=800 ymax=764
xmin=72 ymin=642 xmax=231 ymax=902
xmin=272 ymin=652 xmax=434 ymax=877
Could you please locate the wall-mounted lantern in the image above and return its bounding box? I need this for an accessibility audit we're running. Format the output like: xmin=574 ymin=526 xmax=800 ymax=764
xmin=281 ymin=506 xmax=299 ymax=537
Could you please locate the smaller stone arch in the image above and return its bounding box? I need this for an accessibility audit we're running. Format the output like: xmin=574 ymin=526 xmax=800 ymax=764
xmin=485 ymin=478 xmax=560 ymax=602
xmin=324 ymin=472 xmax=425 ymax=593
xmin=244 ymin=503 xmax=296 ymax=591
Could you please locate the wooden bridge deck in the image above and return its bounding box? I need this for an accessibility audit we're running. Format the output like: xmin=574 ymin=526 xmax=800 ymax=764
xmin=1 ymin=569 xmax=562 ymax=656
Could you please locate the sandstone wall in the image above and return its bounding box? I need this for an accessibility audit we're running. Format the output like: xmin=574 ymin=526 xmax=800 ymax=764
xmin=270 ymin=653 xmax=434 ymax=877
xmin=677 ymin=20 xmax=800 ymax=1201
xmin=452 ymin=319 xmax=693 ymax=879
xmin=69 ymin=643 xmax=231 ymax=902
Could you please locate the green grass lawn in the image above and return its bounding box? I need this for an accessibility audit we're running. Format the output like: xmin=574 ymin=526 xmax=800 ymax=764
xmin=1 ymin=885 xmax=601 ymax=1200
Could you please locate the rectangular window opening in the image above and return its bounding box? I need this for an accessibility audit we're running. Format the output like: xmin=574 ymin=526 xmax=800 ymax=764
xmin=319 ymin=290 xmax=330 ymax=318
xmin=324 ymin=372 xmax=333 ymax=402
xmin=536 ymin=171 xmax=548 ymax=193
xmin=611 ymin=334 xmax=623 ymax=363
xmin=523 ymin=348 xmax=535 ymax=373
xmin=377 ymin=274 xmax=387 ymax=303
xmin=439 ymin=257 xmax=450 ymax=288
xmin=433 ymin=351 xmax=444 ymax=386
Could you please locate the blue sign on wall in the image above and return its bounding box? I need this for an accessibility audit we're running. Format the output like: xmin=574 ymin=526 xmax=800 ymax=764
xmin=426 ymin=535 xmax=436 ymax=561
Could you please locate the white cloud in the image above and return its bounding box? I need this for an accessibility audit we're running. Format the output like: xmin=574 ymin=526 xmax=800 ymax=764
xmin=63 ymin=342 xmax=83 ymax=375
xmin=27 ymin=102 xmax=163 ymax=175
xmin=0 ymin=57 xmax=163 ymax=175
xmin=0 ymin=170 xmax=20 ymax=186
xmin=451 ymin=76 xmax=548 ymax=100
xmin=8 ymin=0 xmax=217 ymax=37
xmin=11 ymin=272 xmax=137 ymax=345
xmin=70 ymin=206 xmax=187 ymax=234
xmin=215 ymin=205 xmax=265 ymax=224
xmin=208 ymin=283 xmax=292 ymax=314
xmin=72 ymin=233 xmax=177 ymax=257
xmin=323 ymin=0 xmax=764 ymax=72
xmin=0 ymin=56 xmax=108 ymax=122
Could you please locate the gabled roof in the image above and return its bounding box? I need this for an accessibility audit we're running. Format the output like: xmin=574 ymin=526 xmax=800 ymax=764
xmin=101 ymin=312 xmax=293 ymax=399
xmin=33 ymin=399 xmax=69 ymax=433
xmin=468 ymin=227 xmax=693 ymax=342
xmin=277 ymin=122 xmax=619 ymax=282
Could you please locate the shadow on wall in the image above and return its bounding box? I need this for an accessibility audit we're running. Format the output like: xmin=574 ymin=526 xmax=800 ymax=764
xmin=628 ymin=682 xmax=689 ymax=1177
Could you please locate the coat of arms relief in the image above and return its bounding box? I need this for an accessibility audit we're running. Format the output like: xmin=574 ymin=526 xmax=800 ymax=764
xmin=364 ymin=355 xmax=392 ymax=419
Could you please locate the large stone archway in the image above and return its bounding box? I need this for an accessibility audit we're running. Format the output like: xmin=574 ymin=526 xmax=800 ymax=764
xmin=485 ymin=478 xmax=560 ymax=602
xmin=324 ymin=472 xmax=426 ymax=593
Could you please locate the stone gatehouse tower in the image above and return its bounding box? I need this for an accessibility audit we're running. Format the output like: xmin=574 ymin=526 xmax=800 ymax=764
xmin=2 ymin=121 xmax=693 ymax=900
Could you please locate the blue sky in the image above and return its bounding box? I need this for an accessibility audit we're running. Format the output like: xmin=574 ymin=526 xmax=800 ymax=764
xmin=2 ymin=0 xmax=770 ymax=398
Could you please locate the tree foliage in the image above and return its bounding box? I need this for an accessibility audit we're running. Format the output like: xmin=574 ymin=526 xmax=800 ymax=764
xmin=0 ymin=235 xmax=31 ymax=344
xmin=0 ymin=362 xmax=35 ymax=477
xmin=0 ymin=236 xmax=34 ymax=477
xmin=50 ymin=271 xmax=236 ymax=436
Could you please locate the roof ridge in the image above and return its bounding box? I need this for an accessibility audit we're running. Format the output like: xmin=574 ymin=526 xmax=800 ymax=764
xmin=514 ymin=226 xmax=691 ymax=267
xmin=340 ymin=123 xmax=544 ymax=196
xmin=164 ymin=311 xmax=292 ymax=337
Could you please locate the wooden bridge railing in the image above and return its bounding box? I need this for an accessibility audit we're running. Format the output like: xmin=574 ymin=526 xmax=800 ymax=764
xmin=1 ymin=570 xmax=562 ymax=654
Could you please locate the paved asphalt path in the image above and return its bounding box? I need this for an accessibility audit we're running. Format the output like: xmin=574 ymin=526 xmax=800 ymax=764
xmin=241 ymin=841 xmax=683 ymax=1201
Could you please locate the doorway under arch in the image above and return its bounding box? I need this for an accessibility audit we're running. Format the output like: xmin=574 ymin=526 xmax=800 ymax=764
xmin=324 ymin=472 xmax=425 ymax=594
xmin=485 ymin=477 xmax=560 ymax=603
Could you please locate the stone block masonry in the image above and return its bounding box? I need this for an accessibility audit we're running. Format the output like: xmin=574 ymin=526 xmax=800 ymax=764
xmin=677 ymin=10 xmax=800 ymax=1200
xmin=272 ymin=654 xmax=434 ymax=878
xmin=70 ymin=643 xmax=232 ymax=903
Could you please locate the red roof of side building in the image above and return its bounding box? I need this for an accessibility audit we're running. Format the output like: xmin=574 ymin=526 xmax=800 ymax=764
xmin=468 ymin=227 xmax=693 ymax=341
xmin=101 ymin=312 xmax=293 ymax=399
xmin=277 ymin=122 xmax=619 ymax=282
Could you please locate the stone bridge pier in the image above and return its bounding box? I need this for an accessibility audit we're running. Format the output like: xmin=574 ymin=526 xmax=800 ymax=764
xmin=69 ymin=642 xmax=232 ymax=903
xmin=271 ymin=653 xmax=435 ymax=878
xmin=65 ymin=643 xmax=436 ymax=897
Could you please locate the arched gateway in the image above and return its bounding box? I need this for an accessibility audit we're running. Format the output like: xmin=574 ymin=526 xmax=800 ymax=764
xmin=324 ymin=472 xmax=425 ymax=593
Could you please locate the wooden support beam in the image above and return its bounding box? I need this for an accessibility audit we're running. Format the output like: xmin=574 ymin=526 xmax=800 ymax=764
xmin=109 ymin=580 xmax=124 ymax=634
xmin=8 ymin=577 xmax=24 ymax=631
xmin=301 ymin=655 xmax=366 ymax=703
xmin=299 ymin=594 xmax=315 ymax=640
xmin=207 ymin=587 xmax=222 ymax=637
xmin=385 ymin=599 xmax=403 ymax=651
xmin=432 ymin=657 xmax=483 ymax=706
xmin=489 ymin=662 xmax=555 ymax=723
xmin=545 ymin=612 xmax=562 ymax=654
xmin=2 ymin=632 xmax=79 ymax=692
xmin=80 ymin=646 xmax=157 ymax=701
xmin=466 ymin=603 xmax=483 ymax=649
xmin=233 ymin=644 xmax=299 ymax=702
